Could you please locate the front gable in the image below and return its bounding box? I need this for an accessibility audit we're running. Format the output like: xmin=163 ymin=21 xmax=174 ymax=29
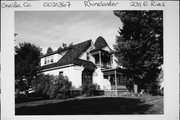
xmin=102 ymin=46 xmax=112 ymax=53
xmin=78 ymin=40 xmax=95 ymax=62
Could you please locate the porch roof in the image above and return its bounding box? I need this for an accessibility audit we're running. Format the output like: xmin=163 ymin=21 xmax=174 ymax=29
xmin=90 ymin=49 xmax=113 ymax=55
xmin=74 ymin=59 xmax=97 ymax=71
xmin=102 ymin=68 xmax=124 ymax=76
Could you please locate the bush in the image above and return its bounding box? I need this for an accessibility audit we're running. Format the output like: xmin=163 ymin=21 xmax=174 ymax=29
xmin=70 ymin=90 xmax=82 ymax=97
xmin=31 ymin=74 xmax=54 ymax=98
xmin=47 ymin=75 xmax=72 ymax=99
xmin=81 ymin=83 xmax=103 ymax=96
xmin=90 ymin=90 xmax=104 ymax=96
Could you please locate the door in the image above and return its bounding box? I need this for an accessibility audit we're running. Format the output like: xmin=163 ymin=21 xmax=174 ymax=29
xmin=82 ymin=70 xmax=92 ymax=86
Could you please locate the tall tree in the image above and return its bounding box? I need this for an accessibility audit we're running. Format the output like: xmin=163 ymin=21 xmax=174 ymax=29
xmin=46 ymin=47 xmax=53 ymax=54
xmin=113 ymin=11 xmax=163 ymax=93
xmin=15 ymin=42 xmax=42 ymax=93
xmin=57 ymin=42 xmax=73 ymax=51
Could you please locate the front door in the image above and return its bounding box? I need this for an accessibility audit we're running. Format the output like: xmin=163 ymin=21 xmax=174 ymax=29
xmin=82 ymin=70 xmax=92 ymax=86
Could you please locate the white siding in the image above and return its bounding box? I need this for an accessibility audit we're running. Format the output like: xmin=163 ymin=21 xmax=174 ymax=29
xmin=41 ymin=58 xmax=45 ymax=66
xmin=43 ymin=66 xmax=84 ymax=88
xmin=102 ymin=46 xmax=111 ymax=52
xmin=41 ymin=51 xmax=67 ymax=66
xmin=79 ymin=46 xmax=95 ymax=63
xmin=112 ymin=54 xmax=118 ymax=68
xmin=93 ymin=67 xmax=111 ymax=90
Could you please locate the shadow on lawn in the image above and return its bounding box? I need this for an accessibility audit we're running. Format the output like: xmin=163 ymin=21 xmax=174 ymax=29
xmin=15 ymin=97 xmax=153 ymax=115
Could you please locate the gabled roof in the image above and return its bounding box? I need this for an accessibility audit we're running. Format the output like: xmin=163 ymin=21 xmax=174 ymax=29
xmin=41 ymin=46 xmax=72 ymax=58
xmin=41 ymin=40 xmax=93 ymax=70
xmin=57 ymin=40 xmax=92 ymax=66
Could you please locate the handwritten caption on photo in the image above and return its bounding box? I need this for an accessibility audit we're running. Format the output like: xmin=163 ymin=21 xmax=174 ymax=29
xmin=1 ymin=1 xmax=165 ymax=9
xmin=130 ymin=1 xmax=165 ymax=7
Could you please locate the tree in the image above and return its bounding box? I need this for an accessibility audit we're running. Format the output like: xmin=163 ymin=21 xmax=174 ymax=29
xmin=31 ymin=73 xmax=54 ymax=97
xmin=113 ymin=11 xmax=163 ymax=93
xmin=15 ymin=42 xmax=42 ymax=93
xmin=46 ymin=47 xmax=53 ymax=54
xmin=57 ymin=42 xmax=73 ymax=51
xmin=47 ymin=74 xmax=72 ymax=99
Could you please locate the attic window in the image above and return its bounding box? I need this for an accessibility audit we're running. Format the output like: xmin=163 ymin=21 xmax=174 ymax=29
xmin=87 ymin=53 xmax=90 ymax=60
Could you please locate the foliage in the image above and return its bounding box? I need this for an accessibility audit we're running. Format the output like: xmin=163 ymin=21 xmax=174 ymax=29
xmin=47 ymin=75 xmax=72 ymax=99
xmin=57 ymin=42 xmax=73 ymax=51
xmin=81 ymin=83 xmax=101 ymax=96
xmin=15 ymin=42 xmax=42 ymax=93
xmin=31 ymin=74 xmax=54 ymax=98
xmin=113 ymin=11 xmax=163 ymax=93
xmin=69 ymin=90 xmax=82 ymax=98
xmin=46 ymin=47 xmax=53 ymax=54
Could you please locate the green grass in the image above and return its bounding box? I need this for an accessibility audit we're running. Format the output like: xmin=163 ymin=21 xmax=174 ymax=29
xmin=15 ymin=96 xmax=163 ymax=115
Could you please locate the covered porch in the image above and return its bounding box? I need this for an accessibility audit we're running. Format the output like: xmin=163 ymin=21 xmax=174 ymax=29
xmin=102 ymin=68 xmax=128 ymax=96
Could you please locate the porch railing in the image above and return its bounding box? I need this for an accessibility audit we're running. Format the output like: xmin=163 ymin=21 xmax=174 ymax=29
xmin=95 ymin=63 xmax=112 ymax=69
xmin=103 ymin=85 xmax=128 ymax=91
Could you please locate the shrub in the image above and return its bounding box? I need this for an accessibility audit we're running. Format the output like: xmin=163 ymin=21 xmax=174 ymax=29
xmin=47 ymin=75 xmax=72 ymax=99
xmin=90 ymin=90 xmax=104 ymax=96
xmin=70 ymin=90 xmax=82 ymax=97
xmin=31 ymin=73 xmax=54 ymax=98
xmin=81 ymin=83 xmax=103 ymax=96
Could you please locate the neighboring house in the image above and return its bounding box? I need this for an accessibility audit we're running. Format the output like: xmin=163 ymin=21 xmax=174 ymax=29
xmin=40 ymin=36 xmax=127 ymax=91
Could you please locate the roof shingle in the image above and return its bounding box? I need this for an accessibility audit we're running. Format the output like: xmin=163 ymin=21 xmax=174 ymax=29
xmin=41 ymin=40 xmax=93 ymax=70
xmin=94 ymin=36 xmax=108 ymax=50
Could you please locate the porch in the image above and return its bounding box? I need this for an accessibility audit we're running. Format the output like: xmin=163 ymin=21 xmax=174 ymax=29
xmin=90 ymin=49 xmax=113 ymax=69
xmin=102 ymin=68 xmax=129 ymax=96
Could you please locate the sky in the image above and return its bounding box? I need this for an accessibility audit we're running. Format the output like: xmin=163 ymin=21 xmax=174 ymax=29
xmin=15 ymin=11 xmax=122 ymax=54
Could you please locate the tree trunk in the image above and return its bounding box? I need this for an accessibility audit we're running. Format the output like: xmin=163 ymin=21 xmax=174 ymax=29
xmin=134 ymin=83 xmax=138 ymax=94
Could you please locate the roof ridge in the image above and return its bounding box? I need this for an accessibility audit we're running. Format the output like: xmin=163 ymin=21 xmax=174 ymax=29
xmin=74 ymin=40 xmax=92 ymax=59
xmin=73 ymin=39 xmax=92 ymax=46
xmin=56 ymin=39 xmax=92 ymax=66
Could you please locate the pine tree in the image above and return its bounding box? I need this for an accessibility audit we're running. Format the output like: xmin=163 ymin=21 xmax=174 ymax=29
xmin=46 ymin=47 xmax=53 ymax=54
xmin=113 ymin=11 xmax=163 ymax=93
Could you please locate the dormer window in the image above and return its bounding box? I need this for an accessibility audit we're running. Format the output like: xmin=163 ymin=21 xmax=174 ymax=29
xmin=44 ymin=57 xmax=47 ymax=64
xmin=51 ymin=56 xmax=53 ymax=63
xmin=44 ymin=55 xmax=54 ymax=65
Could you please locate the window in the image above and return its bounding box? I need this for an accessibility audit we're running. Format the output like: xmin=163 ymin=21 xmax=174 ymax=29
xmin=44 ymin=58 xmax=47 ymax=64
xmin=44 ymin=55 xmax=54 ymax=65
xmin=47 ymin=56 xmax=50 ymax=64
xmin=51 ymin=56 xmax=53 ymax=63
xmin=87 ymin=52 xmax=90 ymax=60
xmin=59 ymin=71 xmax=63 ymax=76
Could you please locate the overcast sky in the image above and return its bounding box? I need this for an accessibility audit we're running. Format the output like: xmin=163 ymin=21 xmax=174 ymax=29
xmin=15 ymin=11 xmax=122 ymax=54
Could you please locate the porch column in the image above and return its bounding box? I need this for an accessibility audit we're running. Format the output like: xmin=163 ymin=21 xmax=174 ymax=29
xmin=99 ymin=51 xmax=101 ymax=67
xmin=115 ymin=69 xmax=118 ymax=96
xmin=110 ymin=55 xmax=113 ymax=68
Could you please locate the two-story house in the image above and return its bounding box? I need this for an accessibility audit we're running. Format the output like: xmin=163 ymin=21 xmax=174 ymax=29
xmin=40 ymin=36 xmax=127 ymax=91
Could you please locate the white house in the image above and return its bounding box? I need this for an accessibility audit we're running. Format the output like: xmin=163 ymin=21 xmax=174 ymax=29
xmin=40 ymin=36 xmax=127 ymax=91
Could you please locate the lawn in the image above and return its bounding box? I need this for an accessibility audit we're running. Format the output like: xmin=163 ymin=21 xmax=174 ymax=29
xmin=15 ymin=96 xmax=163 ymax=115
